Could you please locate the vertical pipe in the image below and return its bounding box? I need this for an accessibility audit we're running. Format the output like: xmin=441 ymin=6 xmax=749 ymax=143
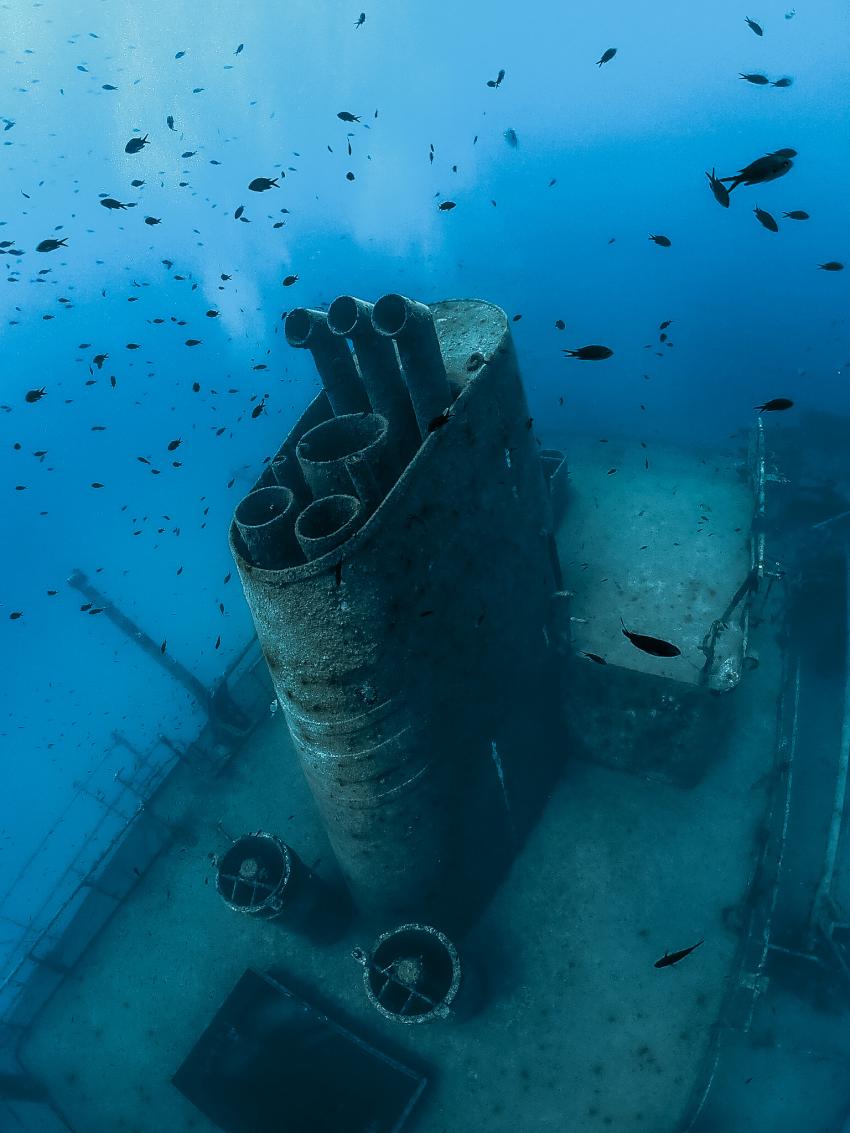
xmin=284 ymin=308 xmax=370 ymax=416
xmin=234 ymin=486 xmax=302 ymax=569
xmin=371 ymin=294 xmax=453 ymax=439
xmin=328 ymin=295 xmax=421 ymax=469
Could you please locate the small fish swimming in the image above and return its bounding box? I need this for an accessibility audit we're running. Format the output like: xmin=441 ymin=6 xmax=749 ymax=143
xmin=234 ymin=204 xmax=245 ymax=219
xmin=166 ymin=114 xmax=175 ymax=130
xmin=36 ymin=238 xmax=67 ymax=252
xmin=235 ymin=42 xmax=244 ymax=54
xmin=753 ymin=206 xmax=779 ymax=231
xmin=754 ymin=397 xmax=793 ymax=412
xmin=100 ymin=197 xmax=128 ymax=210
xmin=740 ymin=73 xmax=770 ymax=85
xmin=25 ymin=387 xmax=46 ymax=403
xmin=718 ymin=150 xmax=794 ymax=192
xmin=655 ymin=940 xmax=703 ymax=968
xmin=248 ymin=176 xmax=278 ymax=191
xmin=130 ymin=178 xmax=145 ymax=187
xmin=596 ymin=47 xmax=617 ymax=67
xmin=144 ymin=216 xmax=161 ymax=225
xmin=705 ymin=168 xmax=730 ymax=208
xmin=621 ymin=619 xmax=681 ymax=657
xmin=771 ymin=77 xmax=793 ymax=87
xmin=818 ymin=261 xmax=844 ymax=271
xmin=354 ymin=12 xmax=366 ymax=28
xmin=504 ymin=128 xmax=518 ymax=148
xmin=282 ymin=274 xmax=298 ymax=286
xmin=486 ymin=68 xmax=505 ymax=88
xmin=649 ymin=234 xmax=671 ymax=246
xmin=337 ymin=111 xmax=361 ymax=122
xmin=783 ymin=210 xmax=808 ymax=220
xmin=579 ymin=652 xmax=607 ymax=665
xmin=745 ymin=16 xmax=763 ymax=35
xmin=438 ymin=200 xmax=456 ymax=211
xmin=563 ymin=345 xmax=613 ymax=360
xmin=124 ymin=134 xmax=149 ymax=154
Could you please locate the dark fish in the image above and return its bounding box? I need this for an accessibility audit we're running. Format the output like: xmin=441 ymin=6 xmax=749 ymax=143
xmin=705 ymin=168 xmax=730 ymax=207
xmin=580 ymin=652 xmax=607 ymax=665
xmin=36 ymin=238 xmax=67 ymax=252
xmin=160 ymin=639 xmax=167 ymax=653
xmin=739 ymin=72 xmax=769 ymax=85
xmin=282 ymin=274 xmax=298 ymax=286
xmin=754 ymin=397 xmax=793 ymax=412
xmin=753 ymin=206 xmax=779 ymax=231
xmin=563 ymin=345 xmax=613 ymax=360
xmin=9 ymin=611 xmax=23 ymax=620
xmin=144 ymin=216 xmax=161 ymax=225
xmin=346 ymin=171 xmax=355 ymax=181
xmin=248 ymin=176 xmax=278 ymax=191
xmin=655 ymin=939 xmax=703 ymax=968
xmin=818 ymin=261 xmax=843 ymax=271
xmin=621 ymin=618 xmax=681 ymax=657
xmin=771 ymin=76 xmax=793 ymax=87
xmin=100 ymin=197 xmax=128 ymax=210
xmin=438 ymin=200 xmax=456 ymax=211
xmin=504 ymin=128 xmax=518 ymax=147
xmin=718 ymin=151 xmax=794 ymax=192
xmin=235 ymin=42 xmax=245 ymax=54
xmin=166 ymin=115 xmax=175 ymax=130
xmin=185 ymin=339 xmax=201 ymax=346
xmin=745 ymin=16 xmax=763 ymax=35
xmin=175 ymin=50 xmax=186 ymax=59
xmin=251 ymin=400 xmax=266 ymax=418
xmin=337 ymin=111 xmax=361 ymax=122
xmin=167 ymin=438 xmax=181 ymax=451
xmin=486 ymin=68 xmax=505 ymax=88
xmin=354 ymin=12 xmax=366 ymax=28
xmin=25 ymin=387 xmax=46 ymax=403
xmin=102 ymin=84 xmax=117 ymax=90
xmin=783 ymin=210 xmax=808 ymax=219
xmin=596 ymin=47 xmax=617 ymax=66
xmin=92 ymin=353 xmax=108 ymax=368
xmin=427 ymin=413 xmax=450 ymax=432
xmin=124 ymin=134 xmax=149 ymax=154
xmin=130 ymin=178 xmax=145 ymax=187
xmin=554 ymin=319 xmax=565 ymax=330
xmin=234 ymin=204 xmax=245 ymax=219
xmin=181 ymin=150 xmax=196 ymax=158
xmin=659 ymin=319 xmax=672 ymax=329
xmin=649 ymin=234 xmax=671 ymax=246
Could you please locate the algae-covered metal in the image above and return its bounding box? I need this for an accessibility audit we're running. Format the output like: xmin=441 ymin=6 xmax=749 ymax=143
xmin=230 ymin=295 xmax=563 ymax=923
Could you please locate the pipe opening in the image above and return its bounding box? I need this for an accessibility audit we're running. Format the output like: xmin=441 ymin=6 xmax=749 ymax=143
xmin=298 ymin=414 xmax=387 ymax=464
xmin=297 ymin=494 xmax=360 ymax=540
xmin=327 ymin=295 xmax=359 ymax=336
xmin=235 ymin=485 xmax=293 ymax=529
xmin=372 ymin=293 xmax=409 ymax=336
xmin=283 ymin=307 xmax=313 ymax=346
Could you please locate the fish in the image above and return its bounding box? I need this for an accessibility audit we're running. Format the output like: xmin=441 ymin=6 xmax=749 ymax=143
xmin=234 ymin=204 xmax=245 ymax=219
xmin=718 ymin=151 xmax=794 ymax=192
xmin=181 ymin=150 xmax=196 ymax=158
xmin=818 ymin=261 xmax=844 ymax=271
xmin=659 ymin=319 xmax=672 ymax=329
xmin=655 ymin=939 xmax=703 ymax=968
xmin=427 ymin=412 xmax=450 ymax=432
xmin=579 ymin=652 xmax=607 ymax=665
xmin=282 ymin=274 xmax=298 ymax=286
xmin=753 ymin=206 xmax=779 ymax=231
xmin=144 ymin=216 xmax=161 ymax=225
xmin=235 ymin=42 xmax=245 ymax=54
xmin=337 ymin=111 xmax=361 ymax=122
xmin=438 ymin=200 xmax=456 ymax=211
xmin=25 ymin=387 xmax=46 ymax=403
xmin=9 ymin=612 xmax=23 ymax=620
xmin=251 ymin=400 xmax=267 ymax=418
xmin=354 ymin=12 xmax=366 ymax=28
xmin=92 ymin=353 xmax=108 ymax=368
xmin=705 ymin=168 xmax=730 ymax=208
xmin=36 ymin=238 xmax=67 ymax=252
xmin=486 ymin=68 xmax=506 ymax=88
xmin=554 ymin=319 xmax=565 ymax=330
xmin=739 ymin=73 xmax=770 ymax=85
xmin=100 ymin=198 xmax=128 ymax=210
xmin=596 ymin=47 xmax=617 ymax=67
xmin=563 ymin=345 xmax=613 ymax=361
xmin=346 ymin=171 xmax=355 ymax=181
xmin=130 ymin=178 xmax=145 ymax=187
xmin=783 ymin=210 xmax=808 ymax=219
xmin=649 ymin=234 xmax=671 ymax=246
xmin=620 ymin=618 xmax=681 ymax=657
xmin=248 ymin=176 xmax=278 ymax=191
xmin=771 ymin=77 xmax=793 ymax=87
xmin=745 ymin=16 xmax=763 ymax=35
xmin=160 ymin=640 xmax=167 ymax=653
xmin=166 ymin=115 xmax=175 ymax=130
xmin=504 ymin=128 xmax=518 ymax=147
xmin=102 ymin=84 xmax=117 ymax=90
xmin=754 ymin=397 xmax=793 ymax=412
xmin=124 ymin=134 xmax=149 ymax=154
xmin=185 ymin=339 xmax=201 ymax=346
xmin=167 ymin=439 xmax=181 ymax=451
xmin=175 ymin=50 xmax=186 ymax=59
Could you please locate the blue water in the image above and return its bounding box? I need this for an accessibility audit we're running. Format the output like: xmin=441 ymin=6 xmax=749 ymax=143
xmin=1 ymin=1 xmax=849 ymax=1126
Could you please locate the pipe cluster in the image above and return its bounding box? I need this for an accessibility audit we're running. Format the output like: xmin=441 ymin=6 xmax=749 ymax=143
xmin=234 ymin=294 xmax=454 ymax=570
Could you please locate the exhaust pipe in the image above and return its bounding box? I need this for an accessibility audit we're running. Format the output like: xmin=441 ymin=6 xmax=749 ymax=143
xmin=328 ymin=295 xmax=420 ymax=469
xmin=371 ymin=293 xmax=453 ymax=439
xmin=296 ymin=413 xmax=390 ymax=512
xmin=284 ymin=307 xmax=370 ymax=416
xmin=295 ymin=494 xmax=364 ymax=561
xmin=233 ymin=485 xmax=302 ymax=569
